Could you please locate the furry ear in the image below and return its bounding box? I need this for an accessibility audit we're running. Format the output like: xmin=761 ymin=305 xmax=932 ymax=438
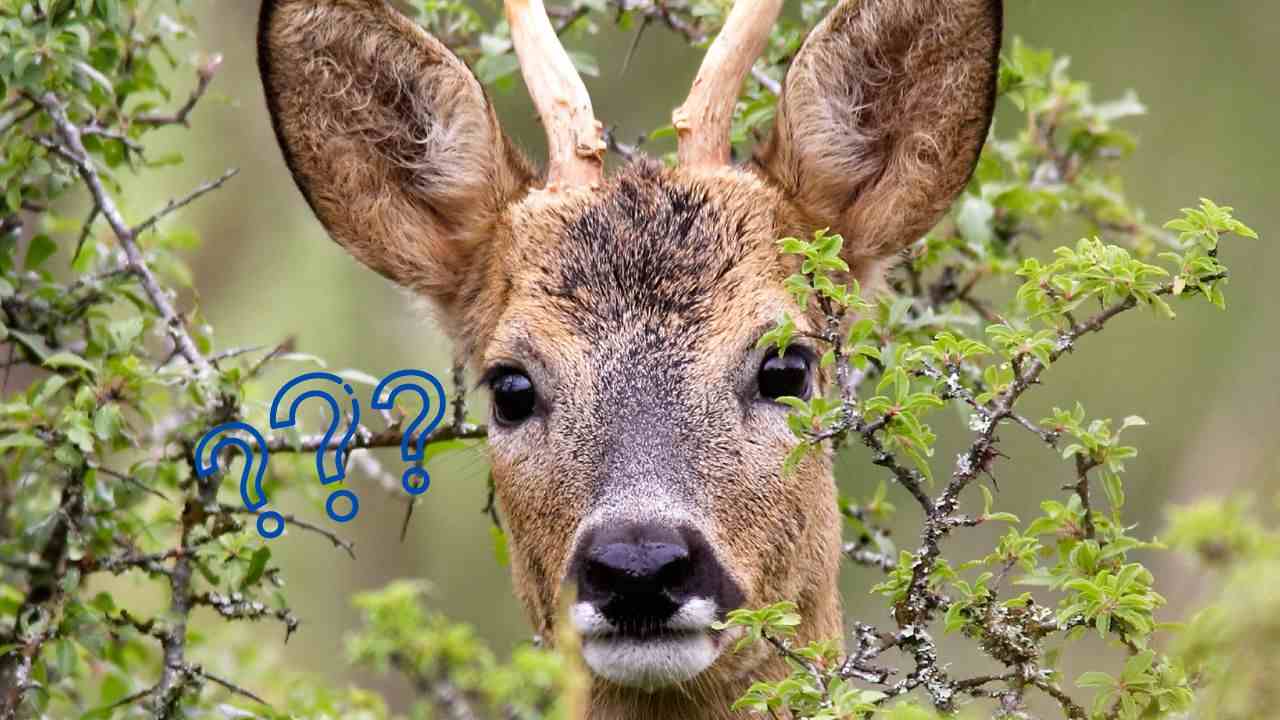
xmin=258 ymin=0 xmax=534 ymax=310
xmin=757 ymin=0 xmax=1002 ymax=274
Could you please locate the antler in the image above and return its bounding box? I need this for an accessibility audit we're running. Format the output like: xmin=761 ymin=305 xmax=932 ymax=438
xmin=505 ymin=0 xmax=605 ymax=189
xmin=673 ymin=0 xmax=783 ymax=167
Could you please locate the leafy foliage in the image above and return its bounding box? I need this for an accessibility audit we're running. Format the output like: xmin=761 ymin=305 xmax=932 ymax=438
xmin=715 ymin=32 xmax=1262 ymax=720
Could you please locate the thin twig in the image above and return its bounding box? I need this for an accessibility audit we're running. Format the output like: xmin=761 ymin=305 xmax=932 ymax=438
xmin=1073 ymin=455 xmax=1099 ymax=539
xmin=133 ymin=169 xmax=239 ymax=237
xmin=192 ymin=666 xmax=272 ymax=707
xmin=750 ymin=64 xmax=780 ymax=94
xmin=134 ymin=56 xmax=221 ymax=127
xmin=262 ymin=421 xmax=487 ymax=455
xmin=219 ymin=504 xmax=355 ymax=559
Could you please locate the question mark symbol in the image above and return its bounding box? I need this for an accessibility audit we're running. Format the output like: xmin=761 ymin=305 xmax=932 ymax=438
xmin=270 ymin=371 xmax=361 ymax=523
xmin=371 ymin=369 xmax=447 ymax=496
xmin=195 ymin=422 xmax=280 ymax=539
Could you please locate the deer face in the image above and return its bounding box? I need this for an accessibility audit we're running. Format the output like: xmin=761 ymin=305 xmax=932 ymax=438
xmin=485 ymin=167 xmax=842 ymax=689
xmin=260 ymin=0 xmax=1000 ymax=703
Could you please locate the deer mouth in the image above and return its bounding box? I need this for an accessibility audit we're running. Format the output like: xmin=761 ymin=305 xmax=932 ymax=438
xmin=571 ymin=598 xmax=729 ymax=688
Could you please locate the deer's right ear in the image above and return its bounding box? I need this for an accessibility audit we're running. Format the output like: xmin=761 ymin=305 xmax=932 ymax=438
xmin=258 ymin=0 xmax=533 ymax=308
xmin=757 ymin=0 xmax=1002 ymax=276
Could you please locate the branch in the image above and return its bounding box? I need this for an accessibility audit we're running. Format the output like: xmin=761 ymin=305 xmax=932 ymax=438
xmin=843 ymin=542 xmax=897 ymax=572
xmin=750 ymin=65 xmax=780 ymax=95
xmin=151 ymin=519 xmax=195 ymax=717
xmin=134 ymin=56 xmax=221 ymax=128
xmin=1072 ymin=455 xmax=1099 ymax=540
xmin=891 ymin=277 xmax=1202 ymax=708
xmin=391 ymin=652 xmax=482 ymax=720
xmin=133 ymin=169 xmax=239 ymax=237
xmin=838 ymin=622 xmax=896 ymax=685
xmin=81 ymin=547 xmax=179 ymax=577
xmin=218 ymin=504 xmax=355 ymax=559
xmin=193 ymin=592 xmax=300 ymax=641
xmin=0 ymin=466 xmax=87 ymax=720
xmin=603 ymin=125 xmax=644 ymax=163
xmin=1033 ymin=676 xmax=1089 ymax=720
xmin=33 ymin=94 xmax=215 ymax=377
xmin=263 ymin=421 xmax=487 ymax=455
xmin=191 ymin=666 xmax=271 ymax=708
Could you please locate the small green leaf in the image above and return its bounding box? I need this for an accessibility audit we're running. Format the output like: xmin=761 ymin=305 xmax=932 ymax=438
xmin=490 ymin=524 xmax=509 ymax=566
xmin=0 ymin=433 xmax=45 ymax=450
xmin=1077 ymin=671 xmax=1116 ymax=689
xmin=23 ymin=234 xmax=57 ymax=270
xmin=43 ymin=352 xmax=97 ymax=376
xmin=242 ymin=547 xmax=271 ymax=588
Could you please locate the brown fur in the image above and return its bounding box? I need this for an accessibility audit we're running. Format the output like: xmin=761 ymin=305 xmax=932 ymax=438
xmin=259 ymin=0 xmax=1001 ymax=717
xmin=756 ymin=0 xmax=1002 ymax=275
xmin=486 ymin=164 xmax=844 ymax=717
xmin=257 ymin=0 xmax=535 ymax=337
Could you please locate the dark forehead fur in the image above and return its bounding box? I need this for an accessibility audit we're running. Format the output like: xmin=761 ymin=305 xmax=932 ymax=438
xmin=531 ymin=161 xmax=776 ymax=342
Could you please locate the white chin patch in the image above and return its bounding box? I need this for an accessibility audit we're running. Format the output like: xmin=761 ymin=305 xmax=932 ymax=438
xmin=581 ymin=631 xmax=717 ymax=689
xmin=572 ymin=599 xmax=721 ymax=689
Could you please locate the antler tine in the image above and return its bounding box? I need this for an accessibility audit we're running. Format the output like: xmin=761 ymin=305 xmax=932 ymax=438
xmin=673 ymin=0 xmax=783 ymax=168
xmin=505 ymin=0 xmax=605 ymax=189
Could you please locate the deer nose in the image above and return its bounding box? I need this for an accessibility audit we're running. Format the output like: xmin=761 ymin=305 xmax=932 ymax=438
xmin=572 ymin=523 xmax=741 ymax=632
xmin=585 ymin=535 xmax=691 ymax=599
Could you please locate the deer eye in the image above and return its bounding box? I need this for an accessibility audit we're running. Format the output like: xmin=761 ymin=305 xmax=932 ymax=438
xmin=758 ymin=350 xmax=811 ymax=401
xmin=490 ymin=370 xmax=536 ymax=425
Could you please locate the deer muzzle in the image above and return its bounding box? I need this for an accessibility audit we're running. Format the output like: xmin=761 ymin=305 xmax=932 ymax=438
xmin=567 ymin=521 xmax=746 ymax=688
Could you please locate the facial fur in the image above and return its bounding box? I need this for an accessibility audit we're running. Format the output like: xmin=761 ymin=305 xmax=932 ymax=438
xmin=477 ymin=163 xmax=843 ymax=700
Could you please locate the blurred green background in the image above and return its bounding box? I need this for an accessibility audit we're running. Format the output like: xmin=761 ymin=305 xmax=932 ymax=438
xmin=121 ymin=0 xmax=1277 ymax=708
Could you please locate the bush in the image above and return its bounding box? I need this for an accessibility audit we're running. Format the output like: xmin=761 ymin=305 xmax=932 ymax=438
xmin=0 ymin=1 xmax=1266 ymax=719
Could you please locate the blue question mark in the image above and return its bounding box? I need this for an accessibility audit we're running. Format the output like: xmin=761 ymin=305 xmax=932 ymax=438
xmin=270 ymin=371 xmax=362 ymax=523
xmin=194 ymin=422 xmax=280 ymax=538
xmin=371 ymin=369 xmax=447 ymax=496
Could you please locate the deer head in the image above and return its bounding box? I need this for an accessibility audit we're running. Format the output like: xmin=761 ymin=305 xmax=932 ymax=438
xmin=258 ymin=0 xmax=1001 ymax=715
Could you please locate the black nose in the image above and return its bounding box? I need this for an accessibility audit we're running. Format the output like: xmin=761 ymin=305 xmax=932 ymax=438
xmin=586 ymin=525 xmax=691 ymax=598
xmin=572 ymin=523 xmax=743 ymax=633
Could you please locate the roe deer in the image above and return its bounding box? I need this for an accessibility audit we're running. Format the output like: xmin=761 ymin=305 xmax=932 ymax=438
xmin=258 ymin=0 xmax=1001 ymax=716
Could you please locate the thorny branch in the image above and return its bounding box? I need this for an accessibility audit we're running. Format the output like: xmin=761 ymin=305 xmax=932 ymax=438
xmin=801 ymin=270 xmax=1223 ymax=715
xmin=31 ymin=93 xmax=214 ymax=378
xmin=134 ymin=56 xmax=222 ymax=128
xmin=169 ymin=418 xmax=487 ymax=459
xmin=133 ymin=168 xmax=240 ymax=237
xmin=219 ymin=504 xmax=357 ymax=559
xmin=1 ymin=55 xmax=324 ymax=716
xmin=0 ymin=466 xmax=87 ymax=720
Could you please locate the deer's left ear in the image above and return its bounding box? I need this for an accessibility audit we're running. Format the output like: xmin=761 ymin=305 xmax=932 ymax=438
xmin=756 ymin=0 xmax=1002 ymax=273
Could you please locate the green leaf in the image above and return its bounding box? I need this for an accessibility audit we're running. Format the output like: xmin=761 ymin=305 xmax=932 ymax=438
xmin=23 ymin=234 xmax=57 ymax=270
xmin=144 ymin=151 xmax=184 ymax=168
xmin=956 ymin=195 xmax=995 ymax=247
xmin=0 ymin=433 xmax=45 ymax=451
xmin=474 ymin=53 xmax=519 ymax=84
xmin=1077 ymin=671 xmax=1116 ymax=689
xmin=43 ymin=352 xmax=97 ymax=376
xmin=92 ymin=403 xmax=123 ymax=441
xmin=1120 ymin=415 xmax=1147 ymax=431
xmin=567 ymin=50 xmax=599 ymax=78
xmin=242 ymin=546 xmax=271 ymax=588
xmin=490 ymin=524 xmax=509 ymax=566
